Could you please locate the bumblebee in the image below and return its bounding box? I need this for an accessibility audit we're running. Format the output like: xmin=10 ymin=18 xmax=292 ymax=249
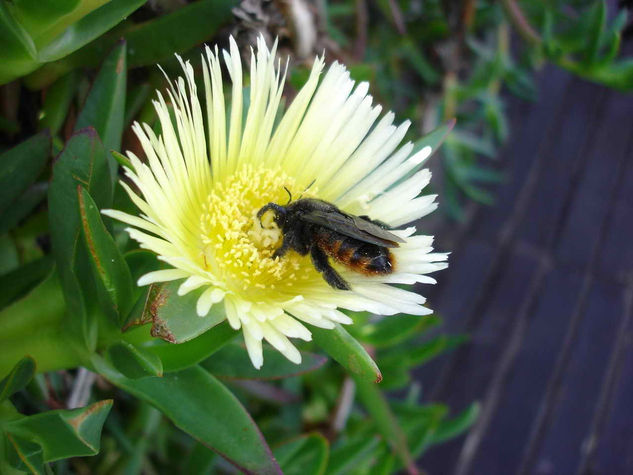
xmin=257 ymin=197 xmax=405 ymax=290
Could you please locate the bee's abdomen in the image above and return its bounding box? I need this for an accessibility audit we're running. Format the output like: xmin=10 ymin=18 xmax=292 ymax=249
xmin=317 ymin=232 xmax=394 ymax=275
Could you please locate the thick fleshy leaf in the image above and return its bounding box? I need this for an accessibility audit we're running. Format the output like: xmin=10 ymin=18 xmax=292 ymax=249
xmin=131 ymin=320 xmax=236 ymax=373
xmin=312 ymin=324 xmax=381 ymax=383
xmin=391 ymin=402 xmax=448 ymax=457
xmin=48 ymin=128 xmax=112 ymax=348
xmin=38 ymin=72 xmax=76 ymax=135
xmin=28 ymin=0 xmax=237 ymax=88
xmin=4 ymin=400 xmax=112 ymax=461
xmin=203 ymin=342 xmax=327 ymax=381
xmin=74 ymin=40 xmax=127 ymax=177
xmin=106 ymin=341 xmax=163 ymax=379
xmin=0 ymin=131 xmax=51 ymax=216
xmin=427 ymin=402 xmax=479 ymax=446
xmin=0 ymin=256 xmax=53 ymax=311
xmin=0 ymin=0 xmax=144 ymax=85
xmin=93 ymin=358 xmax=282 ymax=474
xmin=37 ymin=0 xmax=145 ymax=62
xmin=117 ymin=0 xmax=236 ymax=68
xmin=0 ymin=357 xmax=35 ymax=402
xmin=356 ymin=315 xmax=440 ymax=348
xmin=406 ymin=334 xmax=466 ymax=366
xmin=182 ymin=442 xmax=216 ymax=473
xmin=0 ymin=3 xmax=38 ymax=84
xmin=0 ymin=183 xmax=48 ymax=234
xmin=328 ymin=435 xmax=380 ymax=475
xmin=5 ymin=433 xmax=45 ymax=474
xmin=273 ymin=434 xmax=329 ymax=475
xmin=0 ymin=272 xmax=80 ymax=379
xmin=412 ymin=119 xmax=455 ymax=160
xmin=78 ymin=186 xmax=134 ymax=323
xmin=142 ymin=280 xmax=226 ymax=343
xmin=355 ymin=378 xmax=416 ymax=473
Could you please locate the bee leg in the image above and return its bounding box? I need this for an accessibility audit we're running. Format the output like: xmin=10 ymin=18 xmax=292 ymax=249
xmin=272 ymin=238 xmax=290 ymax=259
xmin=310 ymin=245 xmax=350 ymax=291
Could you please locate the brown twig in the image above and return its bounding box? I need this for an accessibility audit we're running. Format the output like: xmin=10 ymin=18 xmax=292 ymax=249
xmin=500 ymin=0 xmax=542 ymax=46
xmin=354 ymin=0 xmax=368 ymax=60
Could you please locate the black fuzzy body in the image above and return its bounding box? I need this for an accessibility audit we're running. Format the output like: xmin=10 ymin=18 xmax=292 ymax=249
xmin=257 ymin=198 xmax=403 ymax=290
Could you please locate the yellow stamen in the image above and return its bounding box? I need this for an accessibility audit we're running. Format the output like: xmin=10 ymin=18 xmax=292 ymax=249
xmin=200 ymin=165 xmax=318 ymax=293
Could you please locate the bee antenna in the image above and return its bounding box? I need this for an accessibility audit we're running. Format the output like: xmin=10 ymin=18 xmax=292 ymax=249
xmin=298 ymin=179 xmax=316 ymax=200
xmin=283 ymin=186 xmax=292 ymax=204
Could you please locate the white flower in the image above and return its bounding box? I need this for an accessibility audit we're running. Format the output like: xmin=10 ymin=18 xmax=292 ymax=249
xmin=103 ymin=36 xmax=448 ymax=369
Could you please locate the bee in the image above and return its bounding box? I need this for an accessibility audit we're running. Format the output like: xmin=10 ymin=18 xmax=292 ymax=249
xmin=257 ymin=194 xmax=405 ymax=290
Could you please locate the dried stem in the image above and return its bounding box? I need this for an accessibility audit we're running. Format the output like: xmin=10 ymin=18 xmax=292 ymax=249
xmin=500 ymin=0 xmax=542 ymax=46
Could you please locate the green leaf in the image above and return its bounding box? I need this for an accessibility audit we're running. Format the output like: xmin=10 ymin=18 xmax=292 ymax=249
xmin=134 ymin=320 xmax=236 ymax=373
xmin=93 ymin=359 xmax=281 ymax=474
xmin=121 ymin=0 xmax=237 ymax=69
xmin=354 ymin=378 xmax=416 ymax=473
xmin=29 ymin=0 xmax=237 ymax=87
xmin=274 ymin=434 xmax=329 ymax=475
xmin=0 ymin=132 xmax=51 ymax=216
xmin=407 ymin=334 xmax=466 ymax=366
xmin=78 ymin=186 xmax=134 ymax=323
xmin=429 ymin=402 xmax=479 ymax=446
xmin=392 ymin=402 xmax=448 ymax=456
xmin=0 ymin=183 xmax=48 ymax=235
xmin=48 ymin=128 xmax=112 ymax=349
xmin=448 ymin=130 xmax=496 ymax=158
xmin=0 ymin=234 xmax=18 ymax=276
xmin=74 ymin=40 xmax=127 ymax=178
xmin=106 ymin=341 xmax=163 ymax=379
xmin=5 ymin=433 xmax=45 ymax=474
xmin=328 ymin=435 xmax=380 ymax=475
xmin=0 ymin=256 xmax=53 ymax=311
xmin=4 ymin=399 xmax=113 ymax=461
xmin=141 ymin=280 xmax=226 ymax=344
xmin=356 ymin=315 xmax=440 ymax=348
xmin=0 ymin=0 xmax=143 ymax=85
xmin=38 ymin=72 xmax=76 ymax=135
xmin=584 ymin=1 xmax=606 ymax=66
xmin=37 ymin=0 xmax=145 ymax=62
xmin=182 ymin=442 xmax=216 ymax=474
xmin=0 ymin=2 xmax=38 ymax=84
xmin=202 ymin=342 xmax=327 ymax=380
xmin=0 ymin=357 xmax=35 ymax=402
xmin=312 ymin=324 xmax=381 ymax=383
xmin=412 ymin=119 xmax=455 ymax=161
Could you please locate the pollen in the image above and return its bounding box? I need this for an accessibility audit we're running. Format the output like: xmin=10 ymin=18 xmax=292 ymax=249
xmin=200 ymin=165 xmax=318 ymax=293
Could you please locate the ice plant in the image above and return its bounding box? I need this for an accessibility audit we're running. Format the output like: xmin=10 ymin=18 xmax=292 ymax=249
xmin=103 ymin=36 xmax=448 ymax=369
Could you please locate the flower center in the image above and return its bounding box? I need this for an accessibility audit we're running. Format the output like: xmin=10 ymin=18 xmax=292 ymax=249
xmin=200 ymin=165 xmax=318 ymax=294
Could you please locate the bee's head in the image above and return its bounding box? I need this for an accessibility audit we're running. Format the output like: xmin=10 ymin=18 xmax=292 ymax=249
xmin=257 ymin=203 xmax=287 ymax=227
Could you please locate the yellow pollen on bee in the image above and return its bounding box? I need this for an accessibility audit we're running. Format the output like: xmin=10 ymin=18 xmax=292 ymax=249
xmin=199 ymin=165 xmax=319 ymax=293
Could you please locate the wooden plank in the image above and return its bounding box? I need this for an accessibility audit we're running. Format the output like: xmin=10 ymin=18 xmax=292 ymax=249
xmin=515 ymin=80 xmax=607 ymax=249
xmin=471 ymin=66 xmax=572 ymax=242
xmin=467 ymin=267 xmax=584 ymax=474
xmin=421 ymin=250 xmax=540 ymax=473
xmin=419 ymin=240 xmax=497 ymax=392
xmin=586 ymin=296 xmax=633 ymax=474
xmin=554 ymin=91 xmax=633 ymax=269
xmin=527 ymin=280 xmax=625 ymax=474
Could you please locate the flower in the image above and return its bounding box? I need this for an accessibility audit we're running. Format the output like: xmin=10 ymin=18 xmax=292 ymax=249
xmin=103 ymin=36 xmax=448 ymax=369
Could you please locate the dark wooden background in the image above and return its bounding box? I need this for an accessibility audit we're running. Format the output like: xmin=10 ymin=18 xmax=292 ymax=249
xmin=419 ymin=39 xmax=633 ymax=475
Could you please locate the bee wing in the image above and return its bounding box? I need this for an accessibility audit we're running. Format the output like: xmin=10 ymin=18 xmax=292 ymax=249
xmin=301 ymin=210 xmax=405 ymax=247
